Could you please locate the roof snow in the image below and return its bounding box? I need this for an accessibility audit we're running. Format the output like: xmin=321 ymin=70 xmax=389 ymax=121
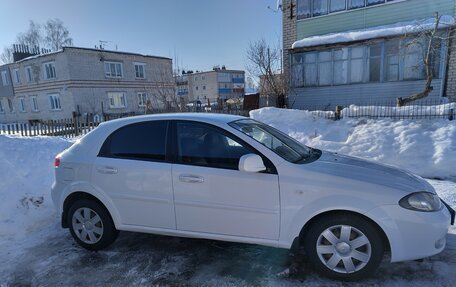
xmin=292 ymin=15 xmax=455 ymax=49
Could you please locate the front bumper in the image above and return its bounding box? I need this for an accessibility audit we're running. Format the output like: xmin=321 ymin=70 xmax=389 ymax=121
xmin=366 ymin=204 xmax=451 ymax=262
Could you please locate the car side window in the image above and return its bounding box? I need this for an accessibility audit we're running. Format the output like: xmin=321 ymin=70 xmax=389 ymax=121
xmin=176 ymin=122 xmax=252 ymax=170
xmin=100 ymin=121 xmax=168 ymax=162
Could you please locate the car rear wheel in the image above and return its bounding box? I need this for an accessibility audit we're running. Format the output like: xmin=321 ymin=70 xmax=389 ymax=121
xmin=68 ymin=199 xmax=118 ymax=250
xmin=303 ymin=214 xmax=384 ymax=280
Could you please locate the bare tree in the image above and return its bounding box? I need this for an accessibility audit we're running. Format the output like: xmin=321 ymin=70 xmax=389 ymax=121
xmin=17 ymin=20 xmax=43 ymax=48
xmin=246 ymin=38 xmax=287 ymax=107
xmin=0 ymin=47 xmax=13 ymax=64
xmin=44 ymin=19 xmax=73 ymax=51
xmin=146 ymin=63 xmax=183 ymax=113
xmin=397 ymin=13 xmax=451 ymax=106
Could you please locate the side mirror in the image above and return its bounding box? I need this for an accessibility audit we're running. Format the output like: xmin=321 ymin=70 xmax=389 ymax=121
xmin=239 ymin=154 xmax=266 ymax=173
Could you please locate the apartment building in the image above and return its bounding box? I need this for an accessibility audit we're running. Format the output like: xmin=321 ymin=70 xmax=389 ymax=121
xmin=283 ymin=0 xmax=456 ymax=109
xmin=176 ymin=67 xmax=245 ymax=105
xmin=0 ymin=46 xmax=174 ymax=123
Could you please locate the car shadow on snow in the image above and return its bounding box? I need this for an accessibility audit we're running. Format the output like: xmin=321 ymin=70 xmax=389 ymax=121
xmin=5 ymin=229 xmax=456 ymax=287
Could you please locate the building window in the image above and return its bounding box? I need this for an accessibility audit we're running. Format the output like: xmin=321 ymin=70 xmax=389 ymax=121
xmin=403 ymin=40 xmax=425 ymax=80
xmin=313 ymin=0 xmax=328 ymax=16
xmin=8 ymin=98 xmax=14 ymax=112
xmin=203 ymin=85 xmax=206 ymax=90
xmin=330 ymin=0 xmax=346 ymax=12
xmin=367 ymin=0 xmax=385 ymax=6
xmin=348 ymin=0 xmax=365 ymax=9
xmin=30 ymin=96 xmax=39 ymax=112
xmin=318 ymin=51 xmax=332 ymax=85
xmin=49 ymin=94 xmax=61 ymax=110
xmin=1 ymin=71 xmax=8 ymax=86
xmin=13 ymin=69 xmax=20 ymax=84
xmin=304 ymin=53 xmax=317 ymax=86
xmin=298 ymin=0 xmax=399 ymax=19
xmin=196 ymin=86 xmax=199 ymax=91
xmin=385 ymin=40 xmax=400 ymax=81
xmin=290 ymin=36 xmax=438 ymax=88
xmin=134 ymin=63 xmax=146 ymax=79
xmin=369 ymin=44 xmax=382 ymax=82
xmin=297 ymin=0 xmax=311 ymax=19
xmin=291 ymin=54 xmax=304 ymax=87
xmin=333 ymin=48 xmax=349 ymax=85
xmin=25 ymin=66 xmax=33 ymax=82
xmin=137 ymin=92 xmax=147 ymax=107
xmin=18 ymin=97 xmax=26 ymax=112
xmin=202 ymin=76 xmax=205 ymax=80
xmin=104 ymin=62 xmax=123 ymax=78
xmin=0 ymin=99 xmax=4 ymax=113
xmin=43 ymin=62 xmax=56 ymax=79
xmin=350 ymin=46 xmax=365 ymax=83
xmin=108 ymin=92 xmax=127 ymax=108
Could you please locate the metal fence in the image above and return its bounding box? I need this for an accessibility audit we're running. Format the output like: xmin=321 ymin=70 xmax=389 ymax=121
xmin=0 ymin=109 xmax=251 ymax=138
xmin=1 ymin=100 xmax=454 ymax=138
xmin=0 ymin=118 xmax=100 ymax=138
xmin=307 ymin=99 xmax=455 ymax=121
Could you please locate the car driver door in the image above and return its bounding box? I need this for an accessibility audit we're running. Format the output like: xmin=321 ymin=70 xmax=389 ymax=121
xmin=171 ymin=121 xmax=280 ymax=240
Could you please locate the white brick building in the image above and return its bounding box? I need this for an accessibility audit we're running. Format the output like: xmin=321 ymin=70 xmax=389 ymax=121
xmin=0 ymin=47 xmax=174 ymax=123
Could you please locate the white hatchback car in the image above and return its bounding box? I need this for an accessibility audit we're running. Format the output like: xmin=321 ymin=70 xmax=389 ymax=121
xmin=52 ymin=113 xmax=454 ymax=280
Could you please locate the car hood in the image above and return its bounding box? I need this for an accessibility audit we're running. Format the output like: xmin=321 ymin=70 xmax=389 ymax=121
xmin=303 ymin=151 xmax=435 ymax=194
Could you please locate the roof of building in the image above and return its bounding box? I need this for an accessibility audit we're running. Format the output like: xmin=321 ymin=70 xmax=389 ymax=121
xmin=63 ymin=47 xmax=172 ymax=60
xmin=8 ymin=46 xmax=171 ymax=65
xmin=182 ymin=69 xmax=245 ymax=75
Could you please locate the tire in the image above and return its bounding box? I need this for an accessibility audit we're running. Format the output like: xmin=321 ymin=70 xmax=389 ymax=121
xmin=302 ymin=213 xmax=384 ymax=280
xmin=67 ymin=199 xmax=119 ymax=251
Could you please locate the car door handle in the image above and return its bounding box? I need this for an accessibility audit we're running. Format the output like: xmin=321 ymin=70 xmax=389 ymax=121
xmin=97 ymin=166 xmax=118 ymax=174
xmin=179 ymin=174 xmax=204 ymax=183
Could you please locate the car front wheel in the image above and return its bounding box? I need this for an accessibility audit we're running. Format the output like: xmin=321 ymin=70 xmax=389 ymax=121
xmin=68 ymin=199 xmax=118 ymax=250
xmin=303 ymin=214 xmax=384 ymax=280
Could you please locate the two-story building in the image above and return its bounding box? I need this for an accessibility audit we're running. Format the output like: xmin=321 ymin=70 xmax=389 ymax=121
xmin=283 ymin=0 xmax=456 ymax=109
xmin=0 ymin=46 xmax=174 ymax=123
xmin=176 ymin=67 xmax=245 ymax=106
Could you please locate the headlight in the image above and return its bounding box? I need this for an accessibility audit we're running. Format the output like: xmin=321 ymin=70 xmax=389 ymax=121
xmin=399 ymin=192 xmax=442 ymax=212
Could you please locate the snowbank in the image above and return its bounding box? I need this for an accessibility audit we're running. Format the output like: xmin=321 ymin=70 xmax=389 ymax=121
xmin=250 ymin=107 xmax=456 ymax=179
xmin=0 ymin=135 xmax=73 ymax=239
xmin=292 ymin=15 xmax=455 ymax=48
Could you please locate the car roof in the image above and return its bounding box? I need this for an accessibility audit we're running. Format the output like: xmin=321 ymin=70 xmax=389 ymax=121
xmin=102 ymin=112 xmax=247 ymax=127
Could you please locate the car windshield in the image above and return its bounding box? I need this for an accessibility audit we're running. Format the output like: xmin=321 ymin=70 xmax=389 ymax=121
xmin=229 ymin=119 xmax=317 ymax=163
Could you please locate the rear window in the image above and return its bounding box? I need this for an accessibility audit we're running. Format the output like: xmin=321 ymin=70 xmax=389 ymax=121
xmin=100 ymin=121 xmax=168 ymax=161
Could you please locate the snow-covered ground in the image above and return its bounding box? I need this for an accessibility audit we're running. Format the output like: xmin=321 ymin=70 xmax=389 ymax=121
xmin=0 ymin=109 xmax=455 ymax=286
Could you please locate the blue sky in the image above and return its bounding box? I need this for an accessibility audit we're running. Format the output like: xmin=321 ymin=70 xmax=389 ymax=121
xmin=1 ymin=0 xmax=282 ymax=72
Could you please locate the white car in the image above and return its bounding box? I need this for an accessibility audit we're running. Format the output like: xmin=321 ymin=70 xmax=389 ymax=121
xmin=51 ymin=113 xmax=454 ymax=280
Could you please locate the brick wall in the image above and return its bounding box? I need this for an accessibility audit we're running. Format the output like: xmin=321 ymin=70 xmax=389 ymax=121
xmin=282 ymin=0 xmax=297 ymax=92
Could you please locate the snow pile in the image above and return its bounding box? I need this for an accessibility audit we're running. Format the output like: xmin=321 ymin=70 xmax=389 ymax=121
xmin=250 ymin=107 xmax=456 ymax=179
xmin=292 ymin=15 xmax=455 ymax=48
xmin=342 ymin=102 xmax=456 ymax=118
xmin=0 ymin=135 xmax=73 ymax=239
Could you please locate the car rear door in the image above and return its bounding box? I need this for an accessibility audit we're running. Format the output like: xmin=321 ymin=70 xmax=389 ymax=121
xmin=91 ymin=120 xmax=176 ymax=229
xmin=171 ymin=121 xmax=280 ymax=240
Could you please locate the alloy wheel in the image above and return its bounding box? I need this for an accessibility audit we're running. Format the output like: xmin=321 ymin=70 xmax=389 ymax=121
xmin=72 ymin=207 xmax=104 ymax=244
xmin=316 ymin=224 xmax=372 ymax=273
